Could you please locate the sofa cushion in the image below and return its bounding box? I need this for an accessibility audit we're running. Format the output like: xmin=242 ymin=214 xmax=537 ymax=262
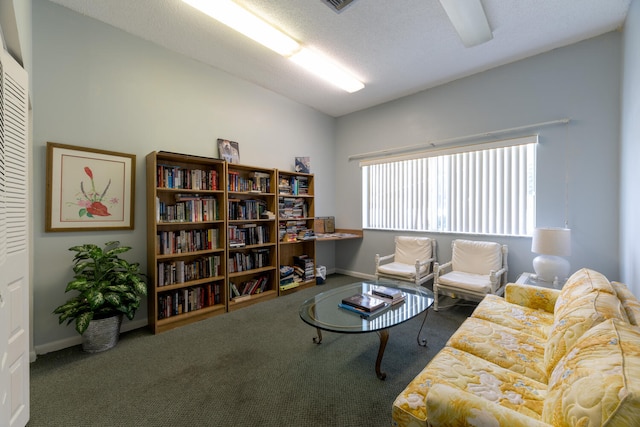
xmin=554 ymin=269 xmax=616 ymax=314
xmin=392 ymin=346 xmax=548 ymax=426
xmin=543 ymin=319 xmax=640 ymax=426
xmin=425 ymin=384 xmax=553 ymax=427
xmin=447 ymin=317 xmax=548 ymax=383
xmin=611 ymin=281 xmax=640 ymax=326
xmin=472 ymin=294 xmax=555 ymax=340
xmin=544 ymin=290 xmax=629 ymax=376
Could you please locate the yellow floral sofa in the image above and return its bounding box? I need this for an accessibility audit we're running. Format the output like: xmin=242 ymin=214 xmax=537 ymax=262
xmin=392 ymin=268 xmax=640 ymax=427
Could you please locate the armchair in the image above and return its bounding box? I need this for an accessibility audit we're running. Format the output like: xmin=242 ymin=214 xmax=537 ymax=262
xmin=433 ymin=239 xmax=508 ymax=311
xmin=375 ymin=236 xmax=436 ymax=286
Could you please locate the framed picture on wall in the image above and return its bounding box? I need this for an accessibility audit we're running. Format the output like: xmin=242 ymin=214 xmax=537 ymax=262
xmin=217 ymin=138 xmax=240 ymax=164
xmin=45 ymin=142 xmax=136 ymax=232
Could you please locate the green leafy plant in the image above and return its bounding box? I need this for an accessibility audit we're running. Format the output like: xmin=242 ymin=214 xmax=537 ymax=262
xmin=53 ymin=241 xmax=147 ymax=335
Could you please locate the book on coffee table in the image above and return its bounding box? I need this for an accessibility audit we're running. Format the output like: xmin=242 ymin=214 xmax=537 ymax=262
xmin=341 ymin=293 xmax=387 ymax=312
xmin=369 ymin=285 xmax=406 ymax=305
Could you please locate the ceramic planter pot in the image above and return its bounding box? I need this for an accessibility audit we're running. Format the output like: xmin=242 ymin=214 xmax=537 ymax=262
xmin=81 ymin=314 xmax=123 ymax=353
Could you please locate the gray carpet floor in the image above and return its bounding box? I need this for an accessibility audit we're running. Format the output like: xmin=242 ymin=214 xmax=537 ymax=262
xmin=28 ymin=274 xmax=474 ymax=427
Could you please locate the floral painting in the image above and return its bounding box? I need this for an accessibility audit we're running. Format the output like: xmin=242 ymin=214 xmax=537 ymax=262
xmin=46 ymin=142 xmax=136 ymax=231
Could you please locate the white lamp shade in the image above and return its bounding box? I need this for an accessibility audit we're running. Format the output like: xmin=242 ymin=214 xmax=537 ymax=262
xmin=531 ymin=227 xmax=571 ymax=283
xmin=531 ymin=227 xmax=571 ymax=256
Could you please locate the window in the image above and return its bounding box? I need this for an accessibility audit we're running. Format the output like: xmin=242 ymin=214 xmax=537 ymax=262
xmin=362 ymin=136 xmax=536 ymax=236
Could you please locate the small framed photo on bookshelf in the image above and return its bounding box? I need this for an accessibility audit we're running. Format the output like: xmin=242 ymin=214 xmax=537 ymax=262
xmin=45 ymin=142 xmax=136 ymax=232
xmin=295 ymin=157 xmax=310 ymax=174
xmin=218 ymin=138 xmax=240 ymax=164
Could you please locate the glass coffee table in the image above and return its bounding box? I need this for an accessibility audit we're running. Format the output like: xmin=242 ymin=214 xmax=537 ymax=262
xmin=298 ymin=280 xmax=434 ymax=380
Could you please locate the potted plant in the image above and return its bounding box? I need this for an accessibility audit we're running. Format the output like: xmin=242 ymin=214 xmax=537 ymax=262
xmin=53 ymin=241 xmax=147 ymax=352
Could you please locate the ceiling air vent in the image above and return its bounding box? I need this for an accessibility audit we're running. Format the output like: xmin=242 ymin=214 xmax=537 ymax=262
xmin=322 ymin=0 xmax=356 ymax=13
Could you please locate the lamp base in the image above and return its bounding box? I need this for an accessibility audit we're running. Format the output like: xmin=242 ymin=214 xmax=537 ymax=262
xmin=533 ymin=255 xmax=570 ymax=284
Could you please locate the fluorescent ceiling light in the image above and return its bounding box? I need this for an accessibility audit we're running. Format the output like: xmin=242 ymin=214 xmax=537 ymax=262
xmin=289 ymin=48 xmax=364 ymax=93
xmin=183 ymin=0 xmax=364 ymax=93
xmin=182 ymin=0 xmax=300 ymax=56
xmin=439 ymin=0 xmax=493 ymax=47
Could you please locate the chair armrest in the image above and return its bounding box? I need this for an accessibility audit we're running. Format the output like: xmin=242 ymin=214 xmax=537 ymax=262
xmin=425 ymin=384 xmax=553 ymax=427
xmin=433 ymin=261 xmax=452 ymax=280
xmin=375 ymin=253 xmax=395 ymax=269
xmin=505 ymin=283 xmax=560 ymax=313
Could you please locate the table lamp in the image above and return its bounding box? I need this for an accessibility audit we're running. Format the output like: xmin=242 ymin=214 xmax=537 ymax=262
xmin=531 ymin=227 xmax=571 ymax=284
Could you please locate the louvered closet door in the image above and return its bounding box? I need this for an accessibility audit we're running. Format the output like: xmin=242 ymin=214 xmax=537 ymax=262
xmin=0 ymin=49 xmax=30 ymax=427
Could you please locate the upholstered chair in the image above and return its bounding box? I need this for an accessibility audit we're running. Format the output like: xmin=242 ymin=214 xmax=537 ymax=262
xmin=433 ymin=239 xmax=508 ymax=310
xmin=375 ymin=236 xmax=437 ymax=286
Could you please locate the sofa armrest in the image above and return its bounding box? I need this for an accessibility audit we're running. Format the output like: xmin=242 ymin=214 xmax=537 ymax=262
xmin=433 ymin=261 xmax=452 ymax=280
xmin=505 ymin=283 xmax=560 ymax=313
xmin=425 ymin=384 xmax=552 ymax=427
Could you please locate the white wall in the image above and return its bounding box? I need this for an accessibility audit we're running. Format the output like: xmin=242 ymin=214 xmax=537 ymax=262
xmin=334 ymin=33 xmax=623 ymax=284
xmin=32 ymin=0 xmax=336 ymax=353
xmin=621 ymin=0 xmax=640 ymax=296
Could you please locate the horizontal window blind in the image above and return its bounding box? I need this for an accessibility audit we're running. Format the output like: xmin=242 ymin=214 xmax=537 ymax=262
xmin=363 ymin=136 xmax=536 ymax=236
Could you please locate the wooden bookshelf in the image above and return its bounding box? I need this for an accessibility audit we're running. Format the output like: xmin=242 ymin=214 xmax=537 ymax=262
xmin=146 ymin=151 xmax=227 ymax=333
xmin=277 ymin=170 xmax=316 ymax=294
xmin=226 ymin=163 xmax=278 ymax=311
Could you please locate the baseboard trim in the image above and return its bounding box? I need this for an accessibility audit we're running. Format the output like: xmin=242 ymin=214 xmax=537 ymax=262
xmin=334 ymin=269 xmax=374 ymax=280
xmin=33 ymin=319 xmax=148 ymax=358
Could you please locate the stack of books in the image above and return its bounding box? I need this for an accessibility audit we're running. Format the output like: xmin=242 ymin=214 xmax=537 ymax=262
xmin=369 ymin=285 xmax=406 ymax=305
xmin=339 ymin=293 xmax=390 ymax=318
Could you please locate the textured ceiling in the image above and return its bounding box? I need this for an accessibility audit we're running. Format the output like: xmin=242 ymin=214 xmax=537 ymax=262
xmin=48 ymin=0 xmax=631 ymax=117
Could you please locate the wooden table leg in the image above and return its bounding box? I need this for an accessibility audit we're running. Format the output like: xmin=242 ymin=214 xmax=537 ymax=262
xmin=313 ymin=328 xmax=323 ymax=344
xmin=375 ymin=329 xmax=389 ymax=380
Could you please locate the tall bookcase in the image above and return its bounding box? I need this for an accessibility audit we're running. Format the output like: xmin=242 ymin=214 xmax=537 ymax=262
xmin=146 ymin=151 xmax=227 ymax=333
xmin=226 ymin=163 xmax=279 ymax=311
xmin=277 ymin=170 xmax=316 ymax=294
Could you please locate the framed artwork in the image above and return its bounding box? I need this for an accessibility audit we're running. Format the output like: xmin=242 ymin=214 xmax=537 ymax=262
xmin=46 ymin=142 xmax=136 ymax=232
xmin=217 ymin=138 xmax=240 ymax=164
xmin=295 ymin=157 xmax=310 ymax=173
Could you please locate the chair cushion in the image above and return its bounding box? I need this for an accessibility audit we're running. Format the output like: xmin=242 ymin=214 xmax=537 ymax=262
xmin=611 ymin=281 xmax=640 ymax=326
xmin=452 ymin=239 xmax=502 ymax=275
xmin=543 ymin=319 xmax=640 ymax=426
xmin=395 ymin=236 xmax=432 ymax=265
xmin=377 ymin=261 xmax=427 ymax=279
xmin=437 ymin=271 xmax=493 ymax=294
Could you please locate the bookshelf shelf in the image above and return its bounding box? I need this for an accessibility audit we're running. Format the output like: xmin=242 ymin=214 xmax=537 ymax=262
xmin=277 ymin=170 xmax=316 ymax=294
xmin=226 ymin=163 xmax=278 ymax=311
xmin=146 ymin=151 xmax=227 ymax=334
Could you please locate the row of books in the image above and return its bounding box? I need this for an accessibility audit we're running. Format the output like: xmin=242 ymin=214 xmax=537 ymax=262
xmin=339 ymin=285 xmax=406 ymax=318
xmin=228 ymin=223 xmax=270 ymax=247
xmin=228 ymin=171 xmax=271 ymax=193
xmin=157 ymin=283 xmax=221 ymax=319
xmin=157 ymin=196 xmax=219 ymax=223
xmin=278 ymin=197 xmax=309 ymax=219
xmin=157 ymin=255 xmax=222 ymax=287
xmin=294 ymin=255 xmax=315 ymax=281
xmin=228 ymin=199 xmax=269 ymax=220
xmin=157 ymin=164 xmax=218 ymax=190
xmin=279 ymin=220 xmax=314 ymax=242
xmin=230 ymin=275 xmax=270 ymax=298
xmin=278 ymin=176 xmax=309 ymax=196
xmin=227 ymin=248 xmax=271 ymax=273
xmin=157 ymin=229 xmax=219 ymax=255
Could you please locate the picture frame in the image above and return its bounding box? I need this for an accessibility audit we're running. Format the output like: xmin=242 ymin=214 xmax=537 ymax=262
xmin=217 ymin=138 xmax=240 ymax=164
xmin=295 ymin=156 xmax=310 ymax=174
xmin=45 ymin=142 xmax=136 ymax=232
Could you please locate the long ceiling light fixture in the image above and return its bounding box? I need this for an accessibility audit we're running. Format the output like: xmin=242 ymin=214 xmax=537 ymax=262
xmin=438 ymin=0 xmax=493 ymax=47
xmin=182 ymin=0 xmax=364 ymax=93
